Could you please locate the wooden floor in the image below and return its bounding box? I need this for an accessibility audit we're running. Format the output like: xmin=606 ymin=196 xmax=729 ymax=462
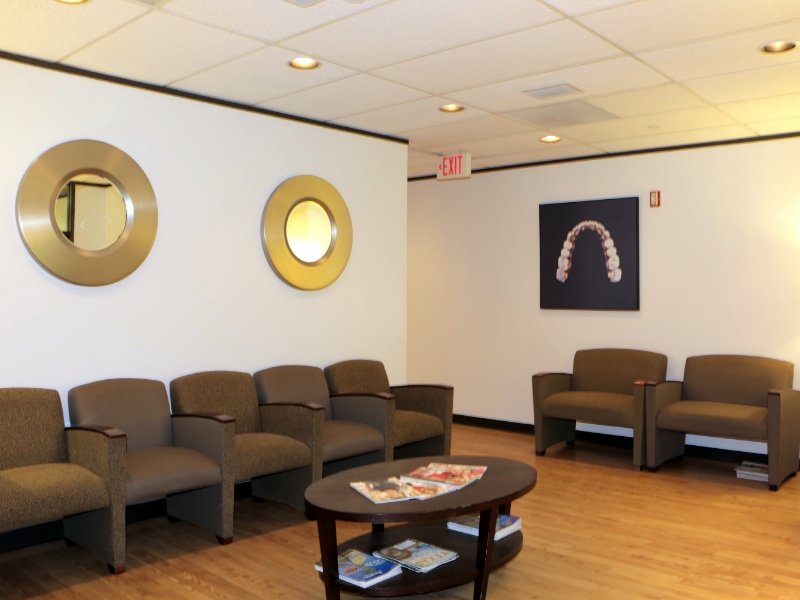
xmin=3 ymin=424 xmax=800 ymax=599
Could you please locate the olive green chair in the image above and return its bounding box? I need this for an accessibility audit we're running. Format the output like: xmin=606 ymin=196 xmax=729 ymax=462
xmin=646 ymin=355 xmax=800 ymax=490
xmin=0 ymin=388 xmax=126 ymax=574
xmin=68 ymin=378 xmax=235 ymax=545
xmin=323 ymin=360 xmax=453 ymax=460
xmin=170 ymin=371 xmax=320 ymax=510
xmin=532 ymin=348 xmax=668 ymax=469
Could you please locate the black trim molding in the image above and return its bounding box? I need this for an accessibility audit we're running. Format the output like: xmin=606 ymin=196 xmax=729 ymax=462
xmin=0 ymin=51 xmax=408 ymax=146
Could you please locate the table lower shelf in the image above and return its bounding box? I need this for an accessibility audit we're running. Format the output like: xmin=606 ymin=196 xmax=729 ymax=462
xmin=318 ymin=521 xmax=523 ymax=597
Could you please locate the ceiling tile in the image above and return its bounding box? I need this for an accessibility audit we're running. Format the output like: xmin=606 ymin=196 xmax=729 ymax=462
xmin=747 ymin=117 xmax=800 ymax=136
xmin=591 ymin=125 xmax=756 ymax=152
xmin=164 ymin=0 xmax=391 ymax=43
xmin=258 ymin=75 xmax=428 ymax=121
xmin=281 ymin=0 xmax=561 ymax=71
xmin=636 ymin=21 xmax=800 ymax=81
xmin=585 ymin=84 xmax=707 ymax=117
xmin=539 ymin=0 xmax=638 ymax=16
xmin=172 ymin=46 xmax=355 ymax=105
xmin=550 ymin=106 xmax=739 ymax=143
xmin=64 ymin=11 xmax=262 ymax=86
xmin=577 ymin=0 xmax=800 ymax=53
xmin=0 ymin=0 xmax=147 ymax=62
xmin=373 ymin=20 xmax=622 ymax=95
xmin=445 ymin=57 xmax=667 ymax=113
xmin=331 ymin=97 xmax=486 ymax=134
xmin=682 ymin=63 xmax=800 ymax=105
xmin=507 ymin=101 xmax=618 ymax=128
xmin=424 ymin=130 xmax=583 ymax=158
xmin=401 ymin=116 xmax=535 ymax=150
xmin=718 ymin=93 xmax=800 ymax=123
xmin=471 ymin=144 xmax=603 ymax=168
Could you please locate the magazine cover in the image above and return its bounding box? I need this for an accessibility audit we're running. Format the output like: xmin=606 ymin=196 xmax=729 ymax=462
xmin=403 ymin=463 xmax=487 ymax=488
xmin=374 ymin=539 xmax=458 ymax=573
xmin=350 ymin=478 xmax=424 ymax=503
xmin=314 ymin=549 xmax=401 ymax=588
xmin=399 ymin=478 xmax=459 ymax=499
xmin=447 ymin=514 xmax=522 ymax=540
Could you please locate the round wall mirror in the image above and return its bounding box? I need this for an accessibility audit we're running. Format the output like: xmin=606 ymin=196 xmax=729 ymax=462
xmin=54 ymin=174 xmax=129 ymax=251
xmin=285 ymin=200 xmax=333 ymax=264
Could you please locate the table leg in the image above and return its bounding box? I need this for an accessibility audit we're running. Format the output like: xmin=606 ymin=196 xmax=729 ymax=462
xmin=473 ymin=505 xmax=499 ymax=600
xmin=372 ymin=523 xmax=385 ymax=532
xmin=317 ymin=517 xmax=341 ymax=600
xmin=499 ymin=502 xmax=512 ymax=515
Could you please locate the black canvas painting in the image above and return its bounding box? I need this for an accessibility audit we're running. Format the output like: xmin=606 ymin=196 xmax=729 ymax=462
xmin=539 ymin=197 xmax=639 ymax=310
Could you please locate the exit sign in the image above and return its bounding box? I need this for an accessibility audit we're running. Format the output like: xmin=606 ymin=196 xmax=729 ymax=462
xmin=437 ymin=153 xmax=471 ymax=181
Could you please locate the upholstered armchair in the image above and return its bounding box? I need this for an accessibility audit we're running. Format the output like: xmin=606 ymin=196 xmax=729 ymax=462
xmin=646 ymin=355 xmax=800 ymax=490
xmin=254 ymin=365 xmax=389 ymax=476
xmin=532 ymin=348 xmax=668 ymax=469
xmin=68 ymin=378 xmax=235 ymax=545
xmin=323 ymin=360 xmax=453 ymax=460
xmin=170 ymin=371 xmax=320 ymax=510
xmin=0 ymin=388 xmax=126 ymax=574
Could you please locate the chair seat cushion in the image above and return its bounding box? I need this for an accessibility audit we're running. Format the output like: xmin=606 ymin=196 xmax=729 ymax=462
xmin=126 ymin=447 xmax=222 ymax=505
xmin=542 ymin=391 xmax=634 ymax=428
xmin=323 ymin=421 xmax=384 ymax=463
xmin=394 ymin=410 xmax=445 ymax=447
xmin=0 ymin=463 xmax=109 ymax=532
xmin=657 ymin=401 xmax=768 ymax=441
xmin=235 ymin=432 xmax=311 ymax=482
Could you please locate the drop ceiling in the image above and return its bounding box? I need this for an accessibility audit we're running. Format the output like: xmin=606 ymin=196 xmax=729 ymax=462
xmin=2 ymin=0 xmax=800 ymax=178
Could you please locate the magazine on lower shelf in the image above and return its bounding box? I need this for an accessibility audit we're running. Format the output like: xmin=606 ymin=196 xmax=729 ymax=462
xmin=373 ymin=539 xmax=459 ymax=573
xmin=447 ymin=513 xmax=522 ymax=540
xmin=314 ymin=549 xmax=402 ymax=588
xmin=350 ymin=478 xmax=458 ymax=504
xmin=402 ymin=463 xmax=488 ymax=489
xmin=734 ymin=461 xmax=768 ymax=482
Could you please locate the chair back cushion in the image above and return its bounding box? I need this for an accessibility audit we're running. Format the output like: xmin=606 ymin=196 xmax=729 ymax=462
xmin=68 ymin=378 xmax=172 ymax=452
xmin=253 ymin=366 xmax=332 ymax=420
xmin=682 ymin=355 xmax=794 ymax=407
xmin=572 ymin=349 xmax=668 ymax=395
xmin=0 ymin=388 xmax=67 ymax=471
xmin=324 ymin=360 xmax=391 ymax=395
xmin=170 ymin=371 xmax=261 ymax=434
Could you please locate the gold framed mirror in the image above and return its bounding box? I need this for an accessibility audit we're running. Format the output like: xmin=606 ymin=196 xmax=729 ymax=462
xmin=16 ymin=140 xmax=158 ymax=286
xmin=262 ymin=175 xmax=352 ymax=290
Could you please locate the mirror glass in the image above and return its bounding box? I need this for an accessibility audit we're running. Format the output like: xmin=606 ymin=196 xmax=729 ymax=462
xmin=285 ymin=200 xmax=332 ymax=263
xmin=54 ymin=174 xmax=127 ymax=251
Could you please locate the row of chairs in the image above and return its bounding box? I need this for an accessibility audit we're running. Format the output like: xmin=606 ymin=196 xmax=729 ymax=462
xmin=533 ymin=350 xmax=800 ymax=490
xmin=0 ymin=360 xmax=454 ymax=574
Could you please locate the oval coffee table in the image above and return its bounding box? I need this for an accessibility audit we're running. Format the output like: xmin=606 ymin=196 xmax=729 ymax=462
xmin=305 ymin=455 xmax=537 ymax=600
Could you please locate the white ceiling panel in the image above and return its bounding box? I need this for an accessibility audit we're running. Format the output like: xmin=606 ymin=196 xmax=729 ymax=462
xmin=718 ymin=94 xmax=800 ymax=124
xmin=445 ymin=57 xmax=667 ymax=113
xmin=331 ymin=97 xmax=486 ymax=134
xmin=64 ymin=11 xmax=262 ymax=86
xmin=585 ymin=84 xmax=707 ymax=118
xmin=281 ymin=0 xmax=561 ymax=71
xmin=471 ymin=144 xmax=603 ymax=168
xmin=173 ymin=46 xmax=355 ymax=105
xmin=401 ymin=116 xmax=535 ymax=150
xmin=592 ymin=125 xmax=756 ymax=152
xmin=748 ymin=116 xmax=800 ymax=136
xmin=258 ymin=75 xmax=428 ymax=121
xmin=682 ymin=63 xmax=800 ymax=105
xmin=550 ymin=106 xmax=739 ymax=143
xmin=426 ymin=130 xmax=580 ymax=158
xmin=637 ymin=22 xmax=800 ymax=81
xmin=164 ymin=0 xmax=391 ymax=43
xmin=577 ymin=0 xmax=800 ymax=53
xmin=373 ymin=20 xmax=622 ymax=95
xmin=0 ymin=0 xmax=147 ymax=62
xmin=539 ymin=0 xmax=638 ymax=16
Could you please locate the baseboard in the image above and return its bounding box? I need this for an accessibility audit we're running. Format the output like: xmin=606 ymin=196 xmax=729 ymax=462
xmin=452 ymin=414 xmax=768 ymax=464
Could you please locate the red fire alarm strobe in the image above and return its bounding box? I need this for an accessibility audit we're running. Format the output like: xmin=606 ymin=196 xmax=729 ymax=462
xmin=650 ymin=191 xmax=661 ymax=207
xmin=437 ymin=153 xmax=472 ymax=181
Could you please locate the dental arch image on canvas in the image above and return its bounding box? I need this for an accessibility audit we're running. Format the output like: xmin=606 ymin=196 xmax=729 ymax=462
xmin=557 ymin=220 xmax=621 ymax=284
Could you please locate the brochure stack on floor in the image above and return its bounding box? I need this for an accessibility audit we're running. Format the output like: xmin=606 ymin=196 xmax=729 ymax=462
xmin=447 ymin=513 xmax=522 ymax=541
xmin=734 ymin=461 xmax=769 ymax=482
xmin=350 ymin=463 xmax=487 ymax=504
xmin=314 ymin=549 xmax=402 ymax=588
xmin=373 ymin=539 xmax=459 ymax=573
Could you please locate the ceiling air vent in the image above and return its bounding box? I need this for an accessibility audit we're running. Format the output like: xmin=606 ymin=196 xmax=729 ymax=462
xmin=524 ymin=84 xmax=582 ymax=100
xmin=282 ymin=0 xmax=326 ymax=6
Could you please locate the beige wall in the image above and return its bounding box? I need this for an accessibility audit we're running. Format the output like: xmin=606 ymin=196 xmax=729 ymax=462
xmin=408 ymin=137 xmax=800 ymax=453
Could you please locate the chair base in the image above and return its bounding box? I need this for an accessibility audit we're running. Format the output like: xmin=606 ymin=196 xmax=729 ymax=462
xmin=566 ymin=440 xmax=575 ymax=446
xmin=535 ymin=450 xmax=546 ymax=456
xmin=65 ymin=538 xmax=78 ymax=547
xmin=252 ymin=496 xmax=266 ymax=503
xmin=770 ymin=485 xmax=778 ymax=492
xmin=633 ymin=465 xmax=643 ymax=472
xmin=647 ymin=466 xmax=658 ymax=473
xmin=216 ymin=535 xmax=233 ymax=545
xmin=167 ymin=515 xmax=181 ymax=523
xmin=108 ymin=564 xmax=126 ymax=575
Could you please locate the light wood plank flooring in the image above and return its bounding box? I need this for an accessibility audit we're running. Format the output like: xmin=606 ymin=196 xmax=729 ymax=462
xmin=2 ymin=424 xmax=800 ymax=599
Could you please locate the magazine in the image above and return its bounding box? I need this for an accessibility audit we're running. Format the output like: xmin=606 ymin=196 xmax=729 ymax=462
xmin=447 ymin=514 xmax=522 ymax=541
xmin=314 ymin=549 xmax=402 ymax=588
xmin=734 ymin=461 xmax=768 ymax=482
xmin=350 ymin=478 xmax=425 ymax=503
xmin=403 ymin=463 xmax=487 ymax=489
xmin=373 ymin=539 xmax=459 ymax=573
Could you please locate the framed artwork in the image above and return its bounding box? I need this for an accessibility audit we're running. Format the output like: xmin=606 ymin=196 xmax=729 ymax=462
xmin=539 ymin=196 xmax=639 ymax=311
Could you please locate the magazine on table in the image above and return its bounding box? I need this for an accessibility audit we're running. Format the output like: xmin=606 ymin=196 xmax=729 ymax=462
xmin=373 ymin=539 xmax=459 ymax=573
xmin=314 ymin=549 xmax=401 ymax=588
xmin=402 ymin=463 xmax=487 ymax=489
xmin=350 ymin=478 xmax=458 ymax=504
xmin=447 ymin=513 xmax=522 ymax=540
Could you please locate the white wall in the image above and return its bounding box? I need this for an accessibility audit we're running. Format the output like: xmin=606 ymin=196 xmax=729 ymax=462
xmin=0 ymin=59 xmax=408 ymax=420
xmin=408 ymin=137 xmax=800 ymax=453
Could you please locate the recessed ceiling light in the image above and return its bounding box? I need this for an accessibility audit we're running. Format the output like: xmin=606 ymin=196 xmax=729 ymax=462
xmin=540 ymin=135 xmax=561 ymax=143
xmin=439 ymin=104 xmax=465 ymax=113
xmin=289 ymin=57 xmax=320 ymax=70
xmin=760 ymin=41 xmax=796 ymax=53
xmin=54 ymin=0 xmax=91 ymax=4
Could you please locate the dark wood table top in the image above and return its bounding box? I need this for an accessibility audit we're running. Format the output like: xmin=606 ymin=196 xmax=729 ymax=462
xmin=304 ymin=455 xmax=537 ymax=523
